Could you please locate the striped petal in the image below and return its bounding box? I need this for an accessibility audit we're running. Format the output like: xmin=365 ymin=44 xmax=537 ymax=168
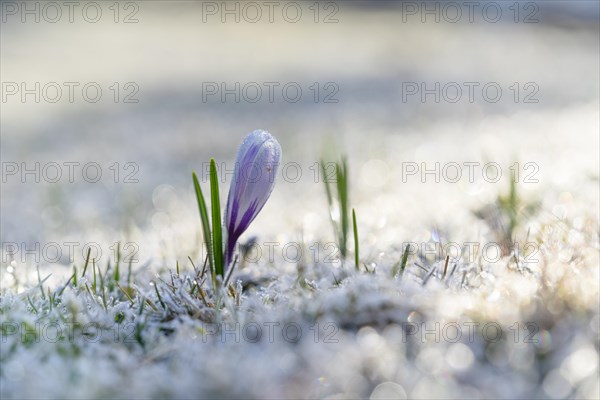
xmin=224 ymin=130 xmax=281 ymax=267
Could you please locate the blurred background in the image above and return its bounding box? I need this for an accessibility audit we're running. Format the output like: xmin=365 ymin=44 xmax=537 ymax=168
xmin=1 ymin=0 xmax=599 ymax=275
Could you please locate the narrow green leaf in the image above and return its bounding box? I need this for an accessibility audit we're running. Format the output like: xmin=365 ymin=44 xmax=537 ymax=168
xmin=153 ymin=282 xmax=166 ymax=309
xmin=101 ymin=286 xmax=107 ymax=310
xmin=106 ymin=260 xmax=114 ymax=293
xmin=508 ymin=177 xmax=518 ymax=241
xmin=400 ymin=245 xmax=409 ymax=274
xmin=57 ymin=272 xmax=75 ymax=297
xmin=37 ymin=265 xmax=45 ymax=300
xmin=336 ymin=158 xmax=349 ymax=259
xmin=210 ymin=159 xmax=224 ymax=278
xmin=81 ymin=247 xmax=91 ymax=278
xmin=320 ymin=159 xmax=334 ymax=208
xmin=92 ymin=259 xmax=97 ymax=293
xmin=114 ymin=242 xmax=121 ymax=283
xmin=117 ymin=283 xmax=135 ymax=305
xmin=127 ymin=256 xmax=133 ymax=287
xmin=442 ymin=255 xmax=450 ymax=279
xmin=139 ymin=296 xmax=146 ymax=315
xmin=84 ymin=283 xmax=98 ymax=306
xmin=392 ymin=245 xmax=410 ymax=278
xmin=27 ymin=295 xmax=38 ymax=314
xmin=48 ymin=288 xmax=53 ymax=311
xmin=321 ymin=159 xmax=341 ymax=256
xmin=352 ymin=208 xmax=359 ymax=271
xmin=98 ymin=262 xmax=105 ymax=293
xmin=192 ymin=171 xmax=215 ymax=285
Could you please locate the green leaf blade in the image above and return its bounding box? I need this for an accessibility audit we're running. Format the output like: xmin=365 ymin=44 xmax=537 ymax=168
xmin=336 ymin=158 xmax=349 ymax=259
xmin=192 ymin=171 xmax=215 ymax=283
xmin=209 ymin=159 xmax=224 ymax=278
xmin=352 ymin=208 xmax=359 ymax=271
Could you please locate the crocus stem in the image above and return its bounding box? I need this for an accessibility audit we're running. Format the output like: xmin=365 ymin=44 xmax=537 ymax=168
xmin=225 ymin=237 xmax=237 ymax=270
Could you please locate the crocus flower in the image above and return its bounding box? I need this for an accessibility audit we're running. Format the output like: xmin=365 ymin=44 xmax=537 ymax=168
xmin=224 ymin=130 xmax=281 ymax=268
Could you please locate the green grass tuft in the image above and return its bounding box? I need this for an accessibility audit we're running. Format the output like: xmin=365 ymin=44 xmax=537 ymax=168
xmin=321 ymin=157 xmax=353 ymax=262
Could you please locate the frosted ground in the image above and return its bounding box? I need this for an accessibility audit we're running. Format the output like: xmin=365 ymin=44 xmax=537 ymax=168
xmin=1 ymin=2 xmax=599 ymax=399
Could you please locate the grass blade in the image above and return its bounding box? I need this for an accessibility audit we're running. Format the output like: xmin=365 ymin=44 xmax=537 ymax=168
xmin=392 ymin=245 xmax=410 ymax=278
xmin=153 ymin=282 xmax=166 ymax=310
xmin=117 ymin=283 xmax=135 ymax=305
xmin=114 ymin=242 xmax=121 ymax=283
xmin=36 ymin=265 xmax=46 ymax=300
xmin=400 ymin=245 xmax=410 ymax=275
xmin=92 ymin=259 xmax=97 ymax=293
xmin=193 ymin=171 xmax=215 ymax=285
xmin=336 ymin=157 xmax=349 ymax=259
xmin=321 ymin=159 xmax=340 ymax=256
xmin=209 ymin=159 xmax=224 ymax=278
xmin=321 ymin=157 xmax=351 ymax=261
xmin=352 ymin=208 xmax=359 ymax=271
xmin=57 ymin=272 xmax=75 ymax=297
xmin=127 ymin=256 xmax=133 ymax=287
xmin=320 ymin=159 xmax=334 ymax=208
xmin=442 ymin=255 xmax=450 ymax=279
xmin=81 ymin=247 xmax=91 ymax=278
xmin=27 ymin=295 xmax=38 ymax=314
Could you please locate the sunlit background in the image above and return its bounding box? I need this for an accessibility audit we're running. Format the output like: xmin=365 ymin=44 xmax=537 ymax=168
xmin=3 ymin=0 xmax=598 ymax=260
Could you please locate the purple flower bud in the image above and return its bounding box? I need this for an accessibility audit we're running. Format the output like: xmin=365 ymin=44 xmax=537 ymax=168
xmin=224 ymin=130 xmax=281 ymax=268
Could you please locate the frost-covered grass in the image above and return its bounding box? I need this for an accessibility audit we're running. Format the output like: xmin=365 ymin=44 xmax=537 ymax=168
xmin=1 ymin=174 xmax=599 ymax=400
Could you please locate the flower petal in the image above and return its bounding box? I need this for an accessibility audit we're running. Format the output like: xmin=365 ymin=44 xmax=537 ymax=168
xmin=224 ymin=130 xmax=281 ymax=267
